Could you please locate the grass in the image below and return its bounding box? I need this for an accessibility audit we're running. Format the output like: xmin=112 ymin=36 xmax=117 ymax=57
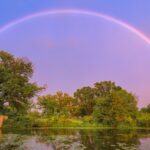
xmin=3 ymin=115 xmax=150 ymax=130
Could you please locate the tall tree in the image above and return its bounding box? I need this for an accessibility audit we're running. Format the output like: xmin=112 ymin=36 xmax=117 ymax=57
xmin=74 ymin=86 xmax=95 ymax=116
xmin=0 ymin=51 xmax=43 ymax=114
xmin=73 ymin=81 xmax=121 ymax=117
xmin=94 ymin=81 xmax=121 ymax=97
xmin=93 ymin=88 xmax=138 ymax=126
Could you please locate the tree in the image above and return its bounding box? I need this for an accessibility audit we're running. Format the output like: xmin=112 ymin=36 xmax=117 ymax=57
xmin=74 ymin=86 xmax=95 ymax=116
xmin=73 ymin=81 xmax=121 ymax=117
xmin=55 ymin=92 xmax=75 ymax=116
xmin=38 ymin=94 xmax=59 ymax=116
xmin=0 ymin=51 xmax=43 ymax=114
xmin=94 ymin=81 xmax=121 ymax=97
xmin=138 ymin=104 xmax=150 ymax=127
xmin=37 ymin=92 xmax=74 ymax=116
xmin=93 ymin=88 xmax=138 ymax=127
xmin=141 ymin=104 xmax=150 ymax=113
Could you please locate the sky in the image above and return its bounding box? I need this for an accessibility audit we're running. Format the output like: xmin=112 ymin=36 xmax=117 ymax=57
xmin=0 ymin=0 xmax=150 ymax=107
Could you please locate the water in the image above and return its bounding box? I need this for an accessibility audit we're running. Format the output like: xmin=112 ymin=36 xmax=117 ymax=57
xmin=0 ymin=129 xmax=150 ymax=150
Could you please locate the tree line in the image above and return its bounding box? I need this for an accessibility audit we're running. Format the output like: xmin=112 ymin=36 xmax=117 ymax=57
xmin=1 ymin=50 xmax=150 ymax=128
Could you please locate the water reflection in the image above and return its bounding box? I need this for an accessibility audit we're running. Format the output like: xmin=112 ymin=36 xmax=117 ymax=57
xmin=0 ymin=129 xmax=150 ymax=150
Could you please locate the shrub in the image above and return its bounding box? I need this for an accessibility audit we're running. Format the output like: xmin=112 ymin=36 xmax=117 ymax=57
xmin=137 ymin=112 xmax=150 ymax=127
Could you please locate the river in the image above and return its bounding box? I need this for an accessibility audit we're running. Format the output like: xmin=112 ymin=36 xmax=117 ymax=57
xmin=0 ymin=128 xmax=150 ymax=150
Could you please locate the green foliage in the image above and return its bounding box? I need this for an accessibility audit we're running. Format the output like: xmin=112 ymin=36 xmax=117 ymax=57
xmin=2 ymin=51 xmax=150 ymax=129
xmin=136 ymin=104 xmax=150 ymax=127
xmin=0 ymin=51 xmax=43 ymax=114
xmin=74 ymin=86 xmax=95 ymax=116
xmin=38 ymin=95 xmax=59 ymax=116
xmin=37 ymin=92 xmax=74 ymax=116
xmin=137 ymin=112 xmax=150 ymax=127
xmin=4 ymin=115 xmax=31 ymax=128
xmin=141 ymin=104 xmax=150 ymax=113
xmin=73 ymin=81 xmax=122 ymax=117
xmin=94 ymin=80 xmax=121 ymax=97
xmin=93 ymin=88 xmax=138 ymax=127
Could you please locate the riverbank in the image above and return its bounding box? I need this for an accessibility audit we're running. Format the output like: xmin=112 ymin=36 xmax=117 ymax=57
xmin=3 ymin=116 xmax=150 ymax=130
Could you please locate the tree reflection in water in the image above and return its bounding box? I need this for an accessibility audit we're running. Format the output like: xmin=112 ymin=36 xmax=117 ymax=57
xmin=0 ymin=129 xmax=150 ymax=150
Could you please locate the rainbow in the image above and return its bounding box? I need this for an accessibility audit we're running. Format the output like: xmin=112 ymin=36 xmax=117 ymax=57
xmin=0 ymin=9 xmax=150 ymax=45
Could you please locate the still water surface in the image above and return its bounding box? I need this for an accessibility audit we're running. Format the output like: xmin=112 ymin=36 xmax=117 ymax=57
xmin=0 ymin=128 xmax=150 ymax=150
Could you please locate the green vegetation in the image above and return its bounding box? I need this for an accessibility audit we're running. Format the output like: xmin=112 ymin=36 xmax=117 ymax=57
xmin=1 ymin=50 xmax=150 ymax=129
xmin=93 ymin=86 xmax=138 ymax=127
xmin=0 ymin=50 xmax=44 ymax=115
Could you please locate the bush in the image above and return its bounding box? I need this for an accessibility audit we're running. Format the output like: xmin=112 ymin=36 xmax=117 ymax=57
xmin=137 ymin=112 xmax=150 ymax=127
xmin=4 ymin=115 xmax=32 ymax=128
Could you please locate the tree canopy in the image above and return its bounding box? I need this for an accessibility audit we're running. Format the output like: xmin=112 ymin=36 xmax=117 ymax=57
xmin=74 ymin=86 xmax=95 ymax=116
xmin=38 ymin=92 xmax=74 ymax=116
xmin=93 ymin=88 xmax=138 ymax=126
xmin=141 ymin=104 xmax=150 ymax=113
xmin=0 ymin=51 xmax=43 ymax=114
xmin=73 ymin=81 xmax=124 ymax=117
